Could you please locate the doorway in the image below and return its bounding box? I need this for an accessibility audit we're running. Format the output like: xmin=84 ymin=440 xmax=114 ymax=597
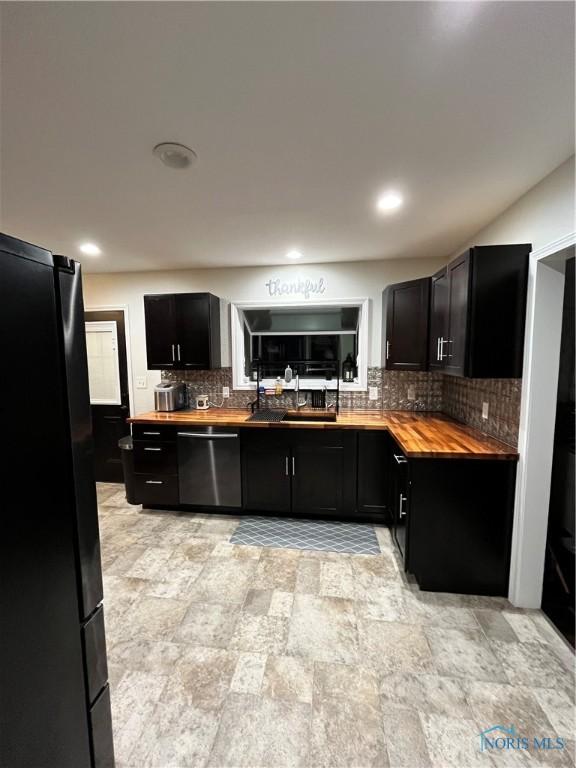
xmin=542 ymin=256 xmax=575 ymax=646
xmin=85 ymin=310 xmax=130 ymax=482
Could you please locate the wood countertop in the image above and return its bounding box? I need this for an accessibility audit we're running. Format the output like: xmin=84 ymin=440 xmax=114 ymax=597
xmin=128 ymin=409 xmax=518 ymax=460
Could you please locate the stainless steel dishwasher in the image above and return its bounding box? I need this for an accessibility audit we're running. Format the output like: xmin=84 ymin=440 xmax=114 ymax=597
xmin=177 ymin=427 xmax=242 ymax=507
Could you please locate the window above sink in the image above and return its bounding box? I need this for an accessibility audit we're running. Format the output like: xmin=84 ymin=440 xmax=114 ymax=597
xmin=230 ymin=297 xmax=369 ymax=392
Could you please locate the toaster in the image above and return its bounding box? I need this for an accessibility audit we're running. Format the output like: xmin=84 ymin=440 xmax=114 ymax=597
xmin=154 ymin=381 xmax=186 ymax=412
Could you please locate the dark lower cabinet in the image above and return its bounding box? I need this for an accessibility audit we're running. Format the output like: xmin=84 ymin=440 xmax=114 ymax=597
xmin=242 ymin=433 xmax=292 ymax=514
xmin=390 ymin=447 xmax=410 ymax=562
xmin=132 ymin=426 xmax=179 ymax=507
xmin=390 ymin=433 xmax=518 ymax=596
xmin=357 ymin=431 xmax=390 ymax=518
xmin=291 ymin=431 xmax=356 ymax=516
xmin=242 ymin=429 xmax=357 ymax=517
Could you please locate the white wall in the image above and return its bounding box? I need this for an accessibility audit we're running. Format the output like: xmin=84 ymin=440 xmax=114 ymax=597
xmin=83 ymin=155 xmax=575 ymax=417
xmin=454 ymin=155 xmax=575 ymax=253
xmin=83 ymin=256 xmax=444 ymax=413
xmin=453 ymin=154 xmax=574 ymax=609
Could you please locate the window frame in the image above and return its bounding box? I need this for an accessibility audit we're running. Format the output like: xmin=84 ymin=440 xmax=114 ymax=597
xmin=230 ymin=297 xmax=370 ymax=392
xmin=84 ymin=320 xmax=122 ymax=405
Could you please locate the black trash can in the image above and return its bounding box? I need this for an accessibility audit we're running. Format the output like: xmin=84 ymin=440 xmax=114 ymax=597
xmin=118 ymin=435 xmax=138 ymax=505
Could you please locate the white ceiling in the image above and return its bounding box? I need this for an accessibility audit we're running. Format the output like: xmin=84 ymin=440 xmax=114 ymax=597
xmin=1 ymin=2 xmax=574 ymax=273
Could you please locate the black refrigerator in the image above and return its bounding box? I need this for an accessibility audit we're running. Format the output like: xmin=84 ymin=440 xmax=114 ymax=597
xmin=0 ymin=233 xmax=114 ymax=767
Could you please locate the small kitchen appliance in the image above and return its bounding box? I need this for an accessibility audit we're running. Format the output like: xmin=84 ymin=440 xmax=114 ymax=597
xmin=154 ymin=381 xmax=186 ymax=412
xmin=195 ymin=394 xmax=210 ymax=410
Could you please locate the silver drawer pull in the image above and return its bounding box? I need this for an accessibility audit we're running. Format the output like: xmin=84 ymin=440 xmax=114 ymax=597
xmin=145 ymin=480 xmax=163 ymax=485
xmin=285 ymin=456 xmax=289 ymax=476
xmin=177 ymin=432 xmax=238 ymax=439
xmin=144 ymin=447 xmax=162 ymax=452
xmin=393 ymin=454 xmax=408 ymax=464
xmin=143 ymin=431 xmax=160 ymax=436
xmin=399 ymin=494 xmax=407 ymax=518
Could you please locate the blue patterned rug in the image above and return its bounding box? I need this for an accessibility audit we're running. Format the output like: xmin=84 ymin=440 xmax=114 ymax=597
xmin=230 ymin=516 xmax=381 ymax=555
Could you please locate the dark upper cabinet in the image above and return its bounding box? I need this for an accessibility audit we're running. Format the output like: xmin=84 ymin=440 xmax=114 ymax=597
xmin=144 ymin=292 xmax=221 ymax=370
xmin=429 ymin=244 xmax=530 ymax=378
xmin=443 ymin=250 xmax=471 ymax=376
xmin=382 ymin=278 xmax=430 ymax=370
xmin=144 ymin=294 xmax=178 ymax=369
xmin=428 ymin=267 xmax=449 ymax=371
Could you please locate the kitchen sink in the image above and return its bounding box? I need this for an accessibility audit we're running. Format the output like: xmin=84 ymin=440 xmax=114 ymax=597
xmin=281 ymin=412 xmax=337 ymax=423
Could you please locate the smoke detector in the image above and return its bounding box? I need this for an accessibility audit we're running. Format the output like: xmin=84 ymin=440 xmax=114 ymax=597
xmin=153 ymin=142 xmax=197 ymax=170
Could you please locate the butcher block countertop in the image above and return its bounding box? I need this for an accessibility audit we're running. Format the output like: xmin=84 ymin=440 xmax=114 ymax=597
xmin=128 ymin=409 xmax=518 ymax=460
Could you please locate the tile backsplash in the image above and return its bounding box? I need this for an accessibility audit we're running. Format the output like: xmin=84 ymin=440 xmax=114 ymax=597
xmin=161 ymin=367 xmax=443 ymax=412
xmin=441 ymin=376 xmax=522 ymax=447
xmin=161 ymin=367 xmax=521 ymax=446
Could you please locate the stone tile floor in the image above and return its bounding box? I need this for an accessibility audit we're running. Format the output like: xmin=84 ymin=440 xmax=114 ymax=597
xmin=97 ymin=483 xmax=575 ymax=768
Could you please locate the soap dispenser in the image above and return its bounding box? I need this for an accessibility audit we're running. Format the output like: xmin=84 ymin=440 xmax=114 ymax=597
xmin=284 ymin=364 xmax=293 ymax=384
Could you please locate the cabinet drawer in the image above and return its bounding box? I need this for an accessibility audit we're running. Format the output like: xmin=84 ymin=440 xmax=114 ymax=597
xmin=89 ymin=685 xmax=115 ymax=768
xmin=134 ymin=474 xmax=179 ymax=505
xmin=82 ymin=605 xmax=108 ymax=704
xmin=133 ymin=441 xmax=177 ymax=474
xmin=132 ymin=424 xmax=177 ymax=441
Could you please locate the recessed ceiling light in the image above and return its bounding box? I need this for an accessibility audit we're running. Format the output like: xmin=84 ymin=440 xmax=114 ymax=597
xmin=79 ymin=242 xmax=101 ymax=256
xmin=286 ymin=250 xmax=303 ymax=260
xmin=376 ymin=191 xmax=403 ymax=213
xmin=153 ymin=142 xmax=197 ymax=170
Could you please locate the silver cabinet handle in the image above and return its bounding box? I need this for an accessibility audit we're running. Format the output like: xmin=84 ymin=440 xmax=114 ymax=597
xmin=436 ymin=337 xmax=441 ymax=361
xmin=386 ymin=340 xmax=390 ymax=360
xmin=177 ymin=344 xmax=181 ymax=361
xmin=171 ymin=344 xmax=175 ymax=362
xmin=143 ymin=431 xmax=160 ymax=436
xmin=285 ymin=456 xmax=289 ymax=476
xmin=393 ymin=454 xmax=407 ymax=464
xmin=399 ymin=494 xmax=407 ymax=518
xmin=292 ymin=456 xmax=295 ymax=476
xmin=177 ymin=432 xmax=239 ymax=439
xmin=145 ymin=480 xmax=163 ymax=485
xmin=144 ymin=447 xmax=162 ymax=452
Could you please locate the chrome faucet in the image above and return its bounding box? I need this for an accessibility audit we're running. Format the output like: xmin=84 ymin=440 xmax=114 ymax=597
xmin=295 ymin=373 xmax=307 ymax=409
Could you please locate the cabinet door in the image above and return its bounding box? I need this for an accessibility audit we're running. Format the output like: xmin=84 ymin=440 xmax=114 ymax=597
xmin=242 ymin=435 xmax=291 ymax=513
xmin=428 ymin=267 xmax=449 ymax=371
xmin=383 ymin=278 xmax=430 ymax=370
xmin=444 ymin=251 xmax=471 ymax=376
xmin=291 ymin=442 xmax=345 ymax=516
xmin=390 ymin=447 xmax=410 ymax=566
xmin=357 ymin=431 xmax=389 ymax=518
xmin=144 ymin=295 xmax=178 ymax=369
xmin=175 ymin=293 xmax=211 ymax=369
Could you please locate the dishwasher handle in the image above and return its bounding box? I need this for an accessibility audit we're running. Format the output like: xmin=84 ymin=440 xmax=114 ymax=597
xmin=177 ymin=432 xmax=239 ymax=439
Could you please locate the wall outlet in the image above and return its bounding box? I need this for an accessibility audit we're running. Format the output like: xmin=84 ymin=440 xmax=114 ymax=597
xmin=369 ymin=386 xmax=379 ymax=401
xmin=407 ymin=385 xmax=416 ymax=401
xmin=135 ymin=376 xmax=147 ymax=389
xmin=482 ymin=401 xmax=489 ymax=420
xmin=222 ymin=386 xmax=230 ymax=399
